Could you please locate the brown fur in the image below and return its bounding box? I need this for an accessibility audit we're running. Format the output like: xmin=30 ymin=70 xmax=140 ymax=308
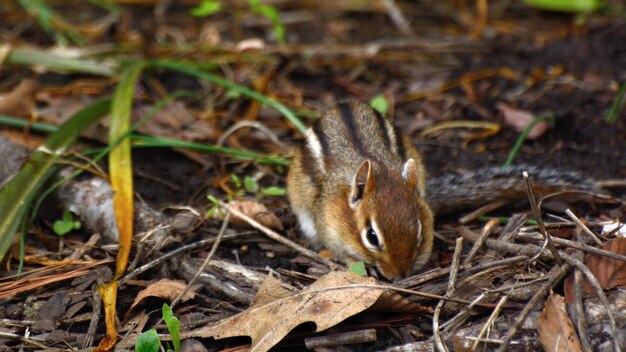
xmin=287 ymin=101 xmax=434 ymax=280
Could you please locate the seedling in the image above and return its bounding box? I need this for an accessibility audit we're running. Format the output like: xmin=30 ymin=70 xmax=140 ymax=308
xmin=52 ymin=211 xmax=81 ymax=236
xmin=369 ymin=94 xmax=390 ymax=116
xmin=135 ymin=304 xmax=181 ymax=352
xmin=191 ymin=0 xmax=286 ymax=43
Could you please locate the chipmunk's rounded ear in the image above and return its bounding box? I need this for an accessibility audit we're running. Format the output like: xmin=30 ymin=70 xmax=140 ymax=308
xmin=350 ymin=160 xmax=374 ymax=208
xmin=402 ymin=158 xmax=418 ymax=190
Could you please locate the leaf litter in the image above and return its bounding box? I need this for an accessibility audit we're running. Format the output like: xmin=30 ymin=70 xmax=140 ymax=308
xmin=184 ymin=271 xmax=424 ymax=351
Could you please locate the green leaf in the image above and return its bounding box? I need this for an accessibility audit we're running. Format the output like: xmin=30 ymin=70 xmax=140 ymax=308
xmin=230 ymin=174 xmax=242 ymax=188
xmin=207 ymin=195 xmax=219 ymax=205
xmin=135 ymin=329 xmax=160 ymax=352
xmin=348 ymin=261 xmax=367 ymax=277
xmin=369 ymin=94 xmax=390 ymax=115
xmin=206 ymin=205 xmax=217 ymax=218
xmin=52 ymin=211 xmax=80 ymax=236
xmin=260 ymin=186 xmax=286 ymax=196
xmin=52 ymin=220 xmax=71 ymax=236
xmin=207 ymin=195 xmax=220 ymax=205
xmin=252 ymin=4 xmax=286 ymax=43
xmin=523 ymin=0 xmax=603 ymax=12
xmin=243 ymin=176 xmax=258 ymax=193
xmin=162 ymin=304 xmax=181 ymax=352
xmin=0 ymin=100 xmax=110 ymax=262
xmin=190 ymin=0 xmax=222 ymax=17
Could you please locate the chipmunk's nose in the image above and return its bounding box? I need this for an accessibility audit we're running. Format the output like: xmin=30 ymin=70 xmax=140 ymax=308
xmin=378 ymin=263 xmax=412 ymax=281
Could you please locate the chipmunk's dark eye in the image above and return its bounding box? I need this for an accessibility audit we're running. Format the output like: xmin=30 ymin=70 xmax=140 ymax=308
xmin=362 ymin=222 xmax=383 ymax=251
xmin=366 ymin=228 xmax=380 ymax=248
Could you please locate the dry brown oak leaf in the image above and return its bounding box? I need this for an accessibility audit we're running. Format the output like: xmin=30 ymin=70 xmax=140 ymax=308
xmin=181 ymin=271 xmax=422 ymax=352
xmin=213 ymin=199 xmax=283 ymax=230
xmin=537 ymin=292 xmax=582 ymax=352
xmin=564 ymin=237 xmax=626 ymax=304
xmin=129 ymin=279 xmax=195 ymax=313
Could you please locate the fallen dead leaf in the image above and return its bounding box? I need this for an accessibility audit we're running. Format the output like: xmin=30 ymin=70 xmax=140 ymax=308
xmin=0 ymin=79 xmax=38 ymax=117
xmin=183 ymin=271 xmax=421 ymax=351
xmin=129 ymin=279 xmax=195 ymax=312
xmin=537 ymin=292 xmax=582 ymax=352
xmin=564 ymin=237 xmax=626 ymax=303
xmin=497 ymin=102 xmax=548 ymax=140
xmin=216 ymin=199 xmax=283 ymax=230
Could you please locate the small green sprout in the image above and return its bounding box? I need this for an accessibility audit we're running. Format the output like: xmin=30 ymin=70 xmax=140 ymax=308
xmin=162 ymin=303 xmax=181 ymax=352
xmin=135 ymin=329 xmax=160 ymax=352
xmin=348 ymin=261 xmax=367 ymax=277
xmin=369 ymin=94 xmax=390 ymax=116
xmin=52 ymin=211 xmax=81 ymax=236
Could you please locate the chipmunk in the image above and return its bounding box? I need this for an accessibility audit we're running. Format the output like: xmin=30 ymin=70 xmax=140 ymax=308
xmin=287 ymin=101 xmax=434 ymax=280
xmin=287 ymin=101 xmax=607 ymax=281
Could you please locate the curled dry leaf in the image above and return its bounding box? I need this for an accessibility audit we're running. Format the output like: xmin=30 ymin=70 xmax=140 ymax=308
xmin=0 ymin=79 xmax=38 ymax=117
xmin=537 ymin=292 xmax=582 ymax=352
xmin=216 ymin=199 xmax=283 ymax=230
xmin=129 ymin=279 xmax=195 ymax=312
xmin=183 ymin=271 xmax=421 ymax=351
xmin=497 ymin=102 xmax=548 ymax=140
xmin=564 ymin=237 xmax=626 ymax=304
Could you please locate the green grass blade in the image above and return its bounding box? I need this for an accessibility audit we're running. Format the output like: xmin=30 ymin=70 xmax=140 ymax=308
xmin=151 ymin=60 xmax=307 ymax=134
xmin=0 ymin=115 xmax=58 ymax=133
xmin=523 ymin=0 xmax=603 ymax=12
xmin=606 ymin=81 xmax=626 ymax=123
xmin=0 ymin=115 xmax=290 ymax=166
xmin=502 ymin=113 xmax=554 ymax=168
xmin=0 ymin=100 xmax=111 ymax=262
xmin=5 ymin=46 xmax=116 ymax=76
xmin=109 ymin=61 xmax=146 ymax=277
xmin=129 ymin=135 xmax=289 ymax=166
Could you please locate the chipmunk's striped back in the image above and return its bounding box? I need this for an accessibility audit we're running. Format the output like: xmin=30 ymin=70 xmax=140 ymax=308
xmin=287 ymin=101 xmax=434 ymax=280
xmin=299 ymin=101 xmax=413 ymax=184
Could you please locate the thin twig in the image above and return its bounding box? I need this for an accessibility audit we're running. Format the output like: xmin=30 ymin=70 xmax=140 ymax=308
xmin=495 ymin=264 xmax=573 ymax=352
xmin=304 ymin=329 xmax=377 ymax=349
xmin=222 ymin=202 xmax=339 ymax=270
xmin=216 ymin=120 xmax=289 ymax=150
xmin=459 ymin=199 xmax=511 ymax=224
xmin=119 ymin=233 xmax=242 ymax=286
xmin=523 ymin=171 xmax=562 ymax=265
xmin=465 ymin=218 xmax=499 ymax=263
xmin=565 ymin=208 xmax=603 ymax=245
xmin=573 ymin=229 xmax=593 ymax=352
xmin=461 ymin=228 xmax=620 ymax=352
xmin=401 ymin=256 xmax=528 ymax=290
xmin=441 ymin=292 xmax=486 ymax=332
xmin=381 ymin=0 xmax=415 ymax=36
xmin=172 ymin=211 xmax=231 ymax=309
xmin=83 ymin=283 xmax=101 ymax=348
xmin=472 ymin=295 xmax=509 ymax=351
xmin=517 ymin=232 xmax=626 ymax=264
xmin=0 ymin=331 xmax=48 ymax=350
xmin=433 ymin=237 xmax=463 ymax=351
xmin=488 ymin=276 xmax=549 ymax=294
xmin=563 ymin=255 xmax=620 ymax=352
